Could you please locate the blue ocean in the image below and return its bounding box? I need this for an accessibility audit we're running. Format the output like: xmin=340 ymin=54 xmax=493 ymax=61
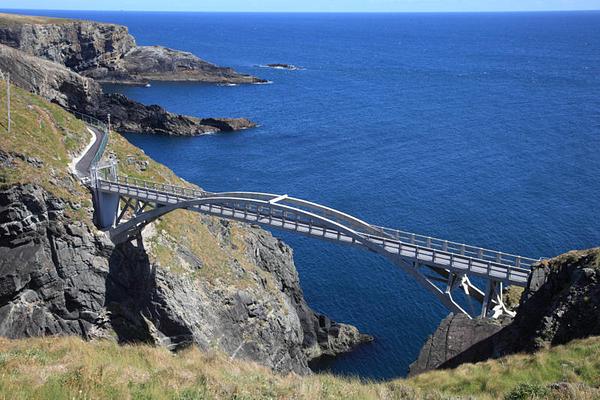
xmin=11 ymin=10 xmax=600 ymax=379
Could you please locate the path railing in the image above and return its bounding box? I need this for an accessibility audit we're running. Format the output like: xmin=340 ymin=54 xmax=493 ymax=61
xmin=71 ymin=110 xmax=108 ymax=132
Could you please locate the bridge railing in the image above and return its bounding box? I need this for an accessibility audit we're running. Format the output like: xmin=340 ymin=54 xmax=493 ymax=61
xmin=102 ymin=175 xmax=208 ymax=199
xmin=372 ymin=225 xmax=540 ymax=270
xmin=97 ymin=173 xmax=540 ymax=273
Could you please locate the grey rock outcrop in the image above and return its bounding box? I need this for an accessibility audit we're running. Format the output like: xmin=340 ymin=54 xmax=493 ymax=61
xmin=410 ymin=248 xmax=600 ymax=375
xmin=0 ymin=43 xmax=255 ymax=135
xmin=0 ymin=182 xmax=369 ymax=374
xmin=245 ymin=231 xmax=373 ymax=361
xmin=0 ymin=184 xmax=112 ymax=338
xmin=494 ymin=249 xmax=600 ymax=353
xmin=113 ymin=46 xmax=262 ymax=84
xmin=0 ymin=13 xmax=264 ymax=85
xmin=408 ymin=313 xmax=507 ymax=376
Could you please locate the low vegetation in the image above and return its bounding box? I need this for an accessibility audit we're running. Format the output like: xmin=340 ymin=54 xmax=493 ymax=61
xmin=0 ymin=336 xmax=598 ymax=400
xmin=0 ymin=80 xmax=91 ymax=220
xmin=0 ymin=12 xmax=75 ymax=26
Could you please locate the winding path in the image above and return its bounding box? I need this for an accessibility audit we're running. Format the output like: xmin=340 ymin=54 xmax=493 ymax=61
xmin=75 ymin=126 xmax=105 ymax=177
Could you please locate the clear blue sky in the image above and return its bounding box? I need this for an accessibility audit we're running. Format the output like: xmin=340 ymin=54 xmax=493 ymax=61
xmin=4 ymin=0 xmax=600 ymax=12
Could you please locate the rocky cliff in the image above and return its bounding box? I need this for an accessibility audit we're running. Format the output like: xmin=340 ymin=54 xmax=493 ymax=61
xmin=0 ymin=183 xmax=370 ymax=374
xmin=0 ymin=43 xmax=255 ymax=135
xmin=0 ymin=12 xmax=264 ymax=85
xmin=0 ymin=86 xmax=370 ymax=374
xmin=409 ymin=248 xmax=600 ymax=375
xmin=408 ymin=313 xmax=508 ymax=376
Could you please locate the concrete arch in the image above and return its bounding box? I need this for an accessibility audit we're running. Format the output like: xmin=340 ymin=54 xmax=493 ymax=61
xmin=109 ymin=194 xmax=472 ymax=316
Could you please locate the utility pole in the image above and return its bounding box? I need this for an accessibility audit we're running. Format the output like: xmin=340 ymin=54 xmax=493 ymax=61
xmin=6 ymin=72 xmax=10 ymax=133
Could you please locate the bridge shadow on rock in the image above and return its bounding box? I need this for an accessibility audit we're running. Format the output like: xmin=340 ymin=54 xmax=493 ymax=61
xmin=105 ymin=237 xmax=194 ymax=351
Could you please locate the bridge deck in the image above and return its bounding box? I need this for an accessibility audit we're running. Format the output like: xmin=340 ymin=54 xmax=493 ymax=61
xmin=96 ymin=176 xmax=538 ymax=287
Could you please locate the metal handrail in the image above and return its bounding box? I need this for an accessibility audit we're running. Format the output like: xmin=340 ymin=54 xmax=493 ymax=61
xmin=71 ymin=110 xmax=110 ymax=168
xmin=97 ymin=176 xmax=539 ymax=274
xmin=371 ymin=225 xmax=540 ymax=268
xmin=71 ymin=110 xmax=108 ymax=132
xmin=102 ymin=175 xmax=207 ymax=199
xmin=91 ymin=130 xmax=109 ymax=166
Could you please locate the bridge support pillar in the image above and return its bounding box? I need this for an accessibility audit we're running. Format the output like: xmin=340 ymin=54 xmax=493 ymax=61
xmin=91 ymin=162 xmax=120 ymax=230
xmin=93 ymin=191 xmax=120 ymax=230
xmin=481 ymin=280 xmax=506 ymax=319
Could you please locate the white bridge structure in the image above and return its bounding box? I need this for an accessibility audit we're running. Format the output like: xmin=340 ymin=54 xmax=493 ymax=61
xmin=77 ymin=111 xmax=540 ymax=320
xmin=90 ymin=159 xmax=540 ymax=320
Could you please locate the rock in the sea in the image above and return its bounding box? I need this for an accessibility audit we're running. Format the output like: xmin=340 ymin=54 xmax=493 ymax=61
xmin=263 ymin=63 xmax=303 ymax=70
xmin=0 ymin=43 xmax=255 ymax=135
xmin=0 ymin=12 xmax=265 ymax=85
xmin=408 ymin=313 xmax=507 ymax=376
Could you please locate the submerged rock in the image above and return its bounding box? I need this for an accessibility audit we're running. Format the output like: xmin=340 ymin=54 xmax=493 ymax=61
xmin=262 ymin=63 xmax=303 ymax=70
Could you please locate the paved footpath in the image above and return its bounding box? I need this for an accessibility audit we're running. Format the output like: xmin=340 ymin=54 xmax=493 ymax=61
xmin=75 ymin=126 xmax=105 ymax=177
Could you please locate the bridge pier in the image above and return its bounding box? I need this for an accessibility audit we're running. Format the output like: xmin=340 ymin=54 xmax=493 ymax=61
xmin=480 ymin=280 xmax=510 ymax=319
xmin=91 ymin=163 xmax=120 ymax=230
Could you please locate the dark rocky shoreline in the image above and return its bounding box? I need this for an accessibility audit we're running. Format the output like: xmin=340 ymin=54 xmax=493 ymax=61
xmin=0 ymin=43 xmax=256 ymax=135
xmin=0 ymin=12 xmax=262 ymax=136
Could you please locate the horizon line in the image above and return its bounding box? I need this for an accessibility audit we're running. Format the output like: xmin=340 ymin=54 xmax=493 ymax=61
xmin=2 ymin=8 xmax=600 ymax=14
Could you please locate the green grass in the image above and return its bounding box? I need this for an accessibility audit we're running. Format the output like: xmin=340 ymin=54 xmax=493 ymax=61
xmin=0 ymin=80 xmax=91 ymax=221
xmin=0 ymin=12 xmax=80 ymax=26
xmin=0 ymin=336 xmax=598 ymax=400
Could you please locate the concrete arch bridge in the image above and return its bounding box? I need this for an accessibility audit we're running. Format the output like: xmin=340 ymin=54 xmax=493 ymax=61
xmin=90 ymin=161 xmax=540 ymax=320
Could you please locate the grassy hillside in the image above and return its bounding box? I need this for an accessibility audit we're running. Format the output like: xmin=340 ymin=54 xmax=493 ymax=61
xmin=0 ymin=335 xmax=598 ymax=400
xmin=0 ymin=12 xmax=74 ymax=26
xmin=0 ymin=80 xmax=91 ymax=220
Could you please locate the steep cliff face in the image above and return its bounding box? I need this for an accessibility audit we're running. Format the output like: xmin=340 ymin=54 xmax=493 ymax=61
xmin=0 ymin=86 xmax=370 ymax=374
xmin=0 ymin=182 xmax=370 ymax=374
xmin=0 ymin=16 xmax=135 ymax=73
xmin=0 ymin=12 xmax=264 ymax=84
xmin=496 ymin=249 xmax=600 ymax=353
xmin=410 ymin=248 xmax=600 ymax=375
xmin=0 ymin=44 xmax=255 ymax=135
